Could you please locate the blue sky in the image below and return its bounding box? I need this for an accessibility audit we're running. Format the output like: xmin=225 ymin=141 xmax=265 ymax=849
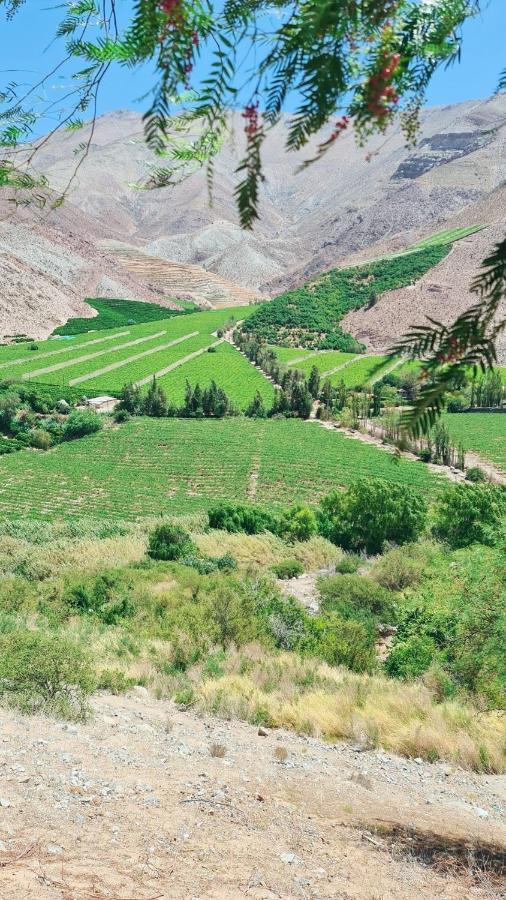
xmin=0 ymin=0 xmax=503 ymax=130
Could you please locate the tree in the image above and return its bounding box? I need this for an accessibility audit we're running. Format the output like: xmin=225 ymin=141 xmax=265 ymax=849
xmin=245 ymin=391 xmax=267 ymax=418
xmin=147 ymin=523 xmax=196 ymax=560
xmin=1 ymin=0 xmax=503 ymax=430
xmin=142 ymin=377 xmax=168 ymax=417
xmin=319 ymin=477 xmax=427 ymax=554
xmin=279 ymin=504 xmax=317 ymax=542
xmin=118 ymin=382 xmax=142 ymax=415
xmin=432 ymin=483 xmax=505 ymax=549
xmin=308 ymin=366 xmax=320 ymax=400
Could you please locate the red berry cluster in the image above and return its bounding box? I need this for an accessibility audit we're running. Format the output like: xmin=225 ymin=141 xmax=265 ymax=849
xmin=329 ymin=115 xmax=349 ymax=141
xmin=366 ymin=53 xmax=400 ymax=122
xmin=242 ymin=102 xmax=259 ymax=137
xmin=159 ymin=0 xmax=182 ymax=25
xmin=437 ymin=337 xmax=466 ymax=365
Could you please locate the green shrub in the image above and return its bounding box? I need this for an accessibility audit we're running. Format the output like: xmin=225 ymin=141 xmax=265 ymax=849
xmin=279 ymin=504 xmax=317 ymax=542
xmin=335 ymin=554 xmax=361 ymax=574
xmin=370 ymin=545 xmax=426 ymax=591
xmin=62 ymin=409 xmax=103 ymax=441
xmin=96 ymin=669 xmax=136 ymax=694
xmin=466 ymin=466 xmax=488 ymax=483
xmin=432 ymin=483 xmax=504 ymax=549
xmin=318 ymin=573 xmax=395 ymax=621
xmin=319 ymin=478 xmax=427 ymax=554
xmin=300 ymin=614 xmax=376 ymax=673
xmin=271 ymin=559 xmax=304 ymax=580
xmin=385 ymin=635 xmax=436 ymax=679
xmin=0 ymin=630 xmax=95 ymax=720
xmin=29 ymin=427 xmax=52 ymax=450
xmin=208 ymin=502 xmax=279 ymax=535
xmin=148 ymin=524 xmax=196 ymax=561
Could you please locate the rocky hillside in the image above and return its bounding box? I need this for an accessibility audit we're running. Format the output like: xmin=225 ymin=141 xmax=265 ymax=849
xmin=1 ymin=93 xmax=505 ymax=340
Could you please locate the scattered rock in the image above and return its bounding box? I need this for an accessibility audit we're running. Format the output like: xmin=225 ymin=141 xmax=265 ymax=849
xmin=257 ymin=726 xmax=269 ymax=737
xmin=280 ymin=851 xmax=301 ymax=865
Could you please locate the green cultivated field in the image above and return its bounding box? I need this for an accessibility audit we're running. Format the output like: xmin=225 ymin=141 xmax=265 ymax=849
xmin=444 ymin=413 xmax=506 ymax=472
xmin=0 ymin=308 xmax=274 ymax=407
xmin=52 ymin=297 xmax=195 ymax=335
xmin=411 ymin=224 xmax=485 ymax=249
xmin=0 ymin=418 xmax=441 ymax=519
xmin=156 ymin=342 xmax=275 ymax=407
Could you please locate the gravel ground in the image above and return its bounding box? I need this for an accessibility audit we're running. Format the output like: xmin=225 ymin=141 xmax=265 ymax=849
xmin=0 ymin=690 xmax=504 ymax=899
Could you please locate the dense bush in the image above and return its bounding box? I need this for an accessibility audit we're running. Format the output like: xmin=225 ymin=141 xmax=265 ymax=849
xmin=271 ymin=559 xmax=304 ymax=580
xmin=0 ymin=630 xmax=95 ymax=720
xmin=278 ymin=504 xmax=317 ymax=542
xmin=385 ymin=634 xmax=437 ymax=679
xmin=318 ymin=573 xmax=395 ymax=623
xmin=334 ymin=553 xmax=361 ymax=574
xmin=208 ymin=502 xmax=279 ymax=535
xmin=319 ymin=478 xmax=427 ymax=554
xmin=62 ymin=409 xmax=103 ymax=441
xmin=147 ymin=524 xmax=196 ymax=561
xmin=432 ymin=483 xmax=504 ymax=549
xmin=370 ymin=544 xmax=427 ymax=591
xmin=386 ymin=545 xmax=505 ymax=708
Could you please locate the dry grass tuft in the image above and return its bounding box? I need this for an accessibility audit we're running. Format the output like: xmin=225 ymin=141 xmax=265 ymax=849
xmin=195 ymin=649 xmax=506 ymax=773
xmin=209 ymin=742 xmax=227 ymax=758
xmin=273 ymin=745 xmax=289 ymax=764
xmin=194 ymin=530 xmax=339 ymax=570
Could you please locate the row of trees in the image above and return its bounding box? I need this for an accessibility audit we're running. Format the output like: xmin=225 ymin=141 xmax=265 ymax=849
xmin=117 ymin=378 xmax=240 ymax=420
xmin=208 ymin=478 xmax=505 ymax=555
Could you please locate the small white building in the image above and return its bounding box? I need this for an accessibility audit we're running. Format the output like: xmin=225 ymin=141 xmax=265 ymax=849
xmin=85 ymin=395 xmax=118 ymax=414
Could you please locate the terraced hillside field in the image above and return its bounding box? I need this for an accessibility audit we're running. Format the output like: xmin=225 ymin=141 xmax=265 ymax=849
xmin=0 ymin=418 xmax=442 ymax=519
xmin=0 ymin=308 xmax=272 ymax=409
xmin=444 ymin=413 xmax=506 ymax=473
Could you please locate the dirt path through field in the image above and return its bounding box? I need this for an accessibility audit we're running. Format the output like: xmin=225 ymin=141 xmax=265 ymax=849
xmin=309 ymin=418 xmax=464 ymax=482
xmin=134 ymin=337 xmax=224 ymax=387
xmin=464 ymin=451 xmax=506 ymax=484
xmin=0 ymin=691 xmax=503 ymax=899
xmin=23 ymin=331 xmax=167 ymax=380
xmin=320 ymin=353 xmax=373 ymax=378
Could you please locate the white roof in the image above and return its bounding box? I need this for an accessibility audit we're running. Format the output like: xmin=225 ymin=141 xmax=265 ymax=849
xmin=87 ymin=396 xmax=117 ymax=404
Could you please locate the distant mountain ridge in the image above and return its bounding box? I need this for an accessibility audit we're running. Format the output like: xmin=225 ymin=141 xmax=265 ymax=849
xmin=0 ymin=94 xmax=504 ymax=344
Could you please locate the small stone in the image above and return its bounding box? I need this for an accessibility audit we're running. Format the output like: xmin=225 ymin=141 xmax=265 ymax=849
xmin=280 ymin=852 xmax=300 ymax=865
xmin=258 ymin=726 xmax=268 ymax=737
xmin=46 ymin=843 xmax=63 ymax=855
xmin=0 ymin=799 xmax=11 ymax=808
xmin=475 ymin=807 xmax=489 ymax=819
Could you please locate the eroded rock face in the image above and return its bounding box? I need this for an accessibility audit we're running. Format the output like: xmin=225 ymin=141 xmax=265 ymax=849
xmin=392 ymin=131 xmax=496 ymax=180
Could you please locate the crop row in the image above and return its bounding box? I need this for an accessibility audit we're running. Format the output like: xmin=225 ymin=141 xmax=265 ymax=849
xmin=0 ymin=418 xmax=442 ymax=519
xmin=156 ymin=343 xmax=275 ymax=408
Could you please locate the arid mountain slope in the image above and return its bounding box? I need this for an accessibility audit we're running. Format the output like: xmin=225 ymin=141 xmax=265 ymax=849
xmin=0 ymin=200 xmax=171 ymax=339
xmin=342 ymin=189 xmax=506 ymax=361
xmin=1 ymin=94 xmax=505 ymax=340
xmin=31 ymin=95 xmax=506 ymax=290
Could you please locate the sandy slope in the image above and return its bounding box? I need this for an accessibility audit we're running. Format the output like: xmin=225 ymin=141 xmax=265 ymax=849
xmin=0 ymin=690 xmax=504 ymax=899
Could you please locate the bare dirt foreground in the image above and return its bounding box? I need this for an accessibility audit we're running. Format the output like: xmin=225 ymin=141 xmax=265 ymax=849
xmin=0 ymin=690 xmax=504 ymax=900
